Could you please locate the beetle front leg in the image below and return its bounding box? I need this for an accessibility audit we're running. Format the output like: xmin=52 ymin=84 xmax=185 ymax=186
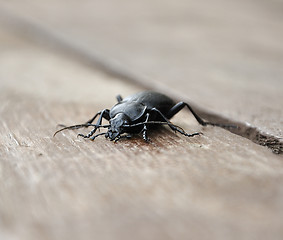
xmin=94 ymin=109 xmax=110 ymax=125
xmin=90 ymin=132 xmax=107 ymax=141
xmin=77 ymin=128 xmax=97 ymax=139
xmin=142 ymin=113 xmax=150 ymax=142
xmin=86 ymin=112 xmax=100 ymax=124
xmin=86 ymin=109 xmax=110 ymax=124
xmin=113 ymin=134 xmax=133 ymax=143
xmin=78 ymin=109 xmax=110 ymax=138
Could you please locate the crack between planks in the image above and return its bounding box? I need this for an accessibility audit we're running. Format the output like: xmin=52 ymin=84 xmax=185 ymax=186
xmin=0 ymin=8 xmax=282 ymax=154
xmin=191 ymin=109 xmax=283 ymax=154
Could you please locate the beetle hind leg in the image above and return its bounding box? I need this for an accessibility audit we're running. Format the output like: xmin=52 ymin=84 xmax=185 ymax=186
xmin=173 ymin=126 xmax=202 ymax=138
xmin=167 ymin=102 xmax=237 ymax=128
xmin=166 ymin=102 xmax=208 ymax=125
xmin=150 ymin=108 xmax=202 ymax=138
xmin=161 ymin=120 xmax=202 ymax=138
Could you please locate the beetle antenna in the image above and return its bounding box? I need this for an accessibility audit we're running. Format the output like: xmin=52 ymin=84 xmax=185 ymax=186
xmin=130 ymin=121 xmax=200 ymax=137
xmin=125 ymin=121 xmax=187 ymax=132
xmin=53 ymin=123 xmax=110 ymax=137
xmin=124 ymin=121 xmax=177 ymax=128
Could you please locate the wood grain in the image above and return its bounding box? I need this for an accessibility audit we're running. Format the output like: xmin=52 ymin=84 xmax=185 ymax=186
xmin=0 ymin=0 xmax=282 ymax=142
xmin=1 ymin=2 xmax=283 ymax=240
xmin=0 ymin=0 xmax=282 ymax=153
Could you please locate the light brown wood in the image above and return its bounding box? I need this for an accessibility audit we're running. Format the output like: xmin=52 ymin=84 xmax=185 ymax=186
xmin=0 ymin=0 xmax=282 ymax=152
xmin=1 ymin=26 xmax=283 ymax=240
xmin=0 ymin=2 xmax=283 ymax=240
xmin=1 ymin=0 xmax=282 ymax=139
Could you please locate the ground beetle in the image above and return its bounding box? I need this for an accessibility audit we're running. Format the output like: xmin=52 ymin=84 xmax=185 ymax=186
xmin=54 ymin=91 xmax=234 ymax=142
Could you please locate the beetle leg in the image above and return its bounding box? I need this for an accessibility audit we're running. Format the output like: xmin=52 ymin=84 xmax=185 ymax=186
xmin=78 ymin=131 xmax=107 ymax=140
xmin=54 ymin=109 xmax=111 ymax=137
xmin=90 ymin=132 xmax=107 ymax=141
xmin=113 ymin=135 xmax=121 ymax=142
xmin=166 ymin=102 xmax=210 ymax=125
xmin=86 ymin=112 xmax=100 ymax=124
xmin=151 ymin=108 xmax=178 ymax=130
xmin=76 ymin=109 xmax=110 ymax=137
xmin=86 ymin=109 xmax=110 ymax=124
xmin=116 ymin=95 xmax=123 ymax=103
xmin=151 ymin=108 xmax=202 ymax=137
xmin=87 ymin=109 xmax=110 ymax=134
xmin=114 ymin=134 xmax=132 ymax=142
xmin=142 ymin=113 xmax=150 ymax=142
xmin=95 ymin=109 xmax=110 ymax=125
xmin=166 ymin=102 xmax=236 ymax=128
xmin=77 ymin=127 xmax=97 ymax=139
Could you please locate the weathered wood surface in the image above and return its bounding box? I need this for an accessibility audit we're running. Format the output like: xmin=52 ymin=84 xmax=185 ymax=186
xmin=0 ymin=1 xmax=283 ymax=240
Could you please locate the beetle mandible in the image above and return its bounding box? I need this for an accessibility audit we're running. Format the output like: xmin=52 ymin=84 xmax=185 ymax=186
xmin=54 ymin=91 xmax=233 ymax=142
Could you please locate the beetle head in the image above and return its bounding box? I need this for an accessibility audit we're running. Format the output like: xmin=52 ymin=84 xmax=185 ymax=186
xmin=107 ymin=113 xmax=130 ymax=140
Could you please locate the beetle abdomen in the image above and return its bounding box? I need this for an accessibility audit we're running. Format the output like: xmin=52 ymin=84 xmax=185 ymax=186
xmin=124 ymin=91 xmax=175 ymax=115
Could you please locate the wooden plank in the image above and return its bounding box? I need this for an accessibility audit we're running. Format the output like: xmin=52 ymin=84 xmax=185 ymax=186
xmin=0 ymin=26 xmax=283 ymax=240
xmin=0 ymin=0 xmax=282 ymax=148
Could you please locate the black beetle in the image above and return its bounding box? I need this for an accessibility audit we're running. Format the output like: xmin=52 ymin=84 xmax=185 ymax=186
xmin=54 ymin=91 xmax=234 ymax=142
